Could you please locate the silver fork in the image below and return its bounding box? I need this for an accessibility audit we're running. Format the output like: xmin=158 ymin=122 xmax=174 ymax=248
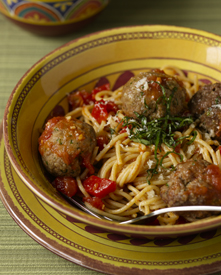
xmin=63 ymin=195 xmax=221 ymax=224
xmin=63 ymin=195 xmax=117 ymax=222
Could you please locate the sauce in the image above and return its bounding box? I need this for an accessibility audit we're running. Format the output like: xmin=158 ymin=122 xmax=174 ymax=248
xmin=39 ymin=116 xmax=85 ymax=165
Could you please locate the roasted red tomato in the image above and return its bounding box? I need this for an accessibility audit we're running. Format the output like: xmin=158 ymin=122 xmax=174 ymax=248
xmin=91 ymin=100 xmax=108 ymax=123
xmin=80 ymin=90 xmax=93 ymax=105
xmin=119 ymin=124 xmax=132 ymax=134
xmin=53 ymin=176 xmax=78 ymax=197
xmin=68 ymin=83 xmax=110 ymax=111
xmin=68 ymin=90 xmax=93 ymax=109
xmin=91 ymin=83 xmax=110 ymax=101
xmin=38 ymin=116 xmax=63 ymax=146
xmin=83 ymin=196 xmax=105 ymax=210
xmin=83 ymin=175 xmax=116 ymax=199
xmin=91 ymin=100 xmax=118 ymax=123
xmin=96 ymin=132 xmax=110 ymax=151
xmin=205 ymin=164 xmax=221 ymax=192
xmin=82 ymin=154 xmax=95 ymax=175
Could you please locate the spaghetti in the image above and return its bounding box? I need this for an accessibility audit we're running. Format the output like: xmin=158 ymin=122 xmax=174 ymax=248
xmin=48 ymin=66 xmax=221 ymax=225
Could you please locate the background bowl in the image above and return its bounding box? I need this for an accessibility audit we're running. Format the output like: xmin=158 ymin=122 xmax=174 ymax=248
xmin=0 ymin=0 xmax=109 ymax=36
xmin=3 ymin=25 xmax=221 ymax=237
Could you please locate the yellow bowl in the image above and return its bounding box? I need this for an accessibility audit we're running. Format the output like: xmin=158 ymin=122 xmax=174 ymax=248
xmin=4 ymin=25 xmax=221 ymax=237
xmin=0 ymin=0 xmax=109 ymax=36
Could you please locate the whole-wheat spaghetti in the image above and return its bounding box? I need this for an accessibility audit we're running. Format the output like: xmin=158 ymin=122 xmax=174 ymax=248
xmin=61 ymin=66 xmax=221 ymax=225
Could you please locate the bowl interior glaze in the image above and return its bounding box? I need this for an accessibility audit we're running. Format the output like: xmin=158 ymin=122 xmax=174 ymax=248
xmin=4 ymin=25 xmax=221 ymax=237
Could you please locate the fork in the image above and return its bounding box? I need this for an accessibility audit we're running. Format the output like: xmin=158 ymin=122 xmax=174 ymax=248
xmin=63 ymin=195 xmax=221 ymax=225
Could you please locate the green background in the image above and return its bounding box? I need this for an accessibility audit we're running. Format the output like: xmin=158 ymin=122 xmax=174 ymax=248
xmin=1 ymin=0 xmax=221 ymax=274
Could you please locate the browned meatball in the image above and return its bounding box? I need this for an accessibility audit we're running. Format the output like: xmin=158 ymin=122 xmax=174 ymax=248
xmin=188 ymin=83 xmax=221 ymax=140
xmin=38 ymin=116 xmax=96 ymax=177
xmin=121 ymin=69 xmax=187 ymax=119
xmin=188 ymin=83 xmax=221 ymax=117
xmin=160 ymin=159 xmax=221 ymax=220
xmin=198 ymin=106 xmax=221 ymax=140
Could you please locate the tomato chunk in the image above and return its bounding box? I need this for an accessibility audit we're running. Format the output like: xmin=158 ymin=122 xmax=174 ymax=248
xmin=106 ymin=100 xmax=118 ymax=113
xmin=53 ymin=176 xmax=78 ymax=197
xmin=91 ymin=83 xmax=110 ymax=101
xmin=68 ymin=84 xmax=110 ymax=111
xmin=91 ymin=99 xmax=118 ymax=123
xmin=83 ymin=196 xmax=105 ymax=210
xmin=38 ymin=116 xmax=63 ymax=152
xmin=80 ymin=90 xmax=93 ymax=105
xmin=119 ymin=124 xmax=131 ymax=134
xmin=83 ymin=175 xmax=116 ymax=198
xmin=206 ymin=164 xmax=221 ymax=192
xmin=82 ymin=154 xmax=95 ymax=175
xmin=96 ymin=133 xmax=110 ymax=151
xmin=91 ymin=100 xmax=108 ymax=123
xmin=68 ymin=90 xmax=93 ymax=110
xmin=68 ymin=91 xmax=84 ymax=109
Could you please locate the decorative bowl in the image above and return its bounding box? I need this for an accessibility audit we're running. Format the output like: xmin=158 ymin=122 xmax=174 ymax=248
xmin=0 ymin=0 xmax=109 ymax=36
xmin=4 ymin=25 xmax=221 ymax=237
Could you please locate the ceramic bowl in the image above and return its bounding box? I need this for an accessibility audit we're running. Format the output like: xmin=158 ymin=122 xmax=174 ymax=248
xmin=0 ymin=0 xmax=109 ymax=36
xmin=4 ymin=25 xmax=221 ymax=237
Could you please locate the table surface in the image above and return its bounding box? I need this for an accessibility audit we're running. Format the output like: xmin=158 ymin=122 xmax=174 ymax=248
xmin=1 ymin=0 xmax=221 ymax=274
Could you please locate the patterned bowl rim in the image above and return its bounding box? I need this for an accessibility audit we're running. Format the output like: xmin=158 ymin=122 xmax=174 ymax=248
xmin=0 ymin=0 xmax=109 ymax=25
xmin=3 ymin=24 xmax=221 ymax=236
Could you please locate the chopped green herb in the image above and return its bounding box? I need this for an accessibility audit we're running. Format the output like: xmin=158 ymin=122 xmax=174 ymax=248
xmin=57 ymin=138 xmax=62 ymax=145
xmin=143 ymin=98 xmax=149 ymax=110
xmin=120 ymin=81 xmax=195 ymax=183
xmin=206 ymin=107 xmax=212 ymax=116
xmin=110 ymin=127 xmax=116 ymax=137
xmin=215 ymin=96 xmax=221 ymax=104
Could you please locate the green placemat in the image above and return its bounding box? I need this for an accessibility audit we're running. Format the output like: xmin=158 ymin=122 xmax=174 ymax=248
xmin=1 ymin=0 xmax=221 ymax=274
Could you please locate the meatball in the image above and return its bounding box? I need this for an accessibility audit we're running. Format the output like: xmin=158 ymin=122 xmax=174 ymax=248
xmin=198 ymin=106 xmax=221 ymax=140
xmin=188 ymin=83 xmax=221 ymax=117
xmin=38 ymin=116 xmax=96 ymax=177
xmin=160 ymin=159 xmax=221 ymax=220
xmin=188 ymin=83 xmax=221 ymax=140
xmin=121 ymin=69 xmax=187 ymax=119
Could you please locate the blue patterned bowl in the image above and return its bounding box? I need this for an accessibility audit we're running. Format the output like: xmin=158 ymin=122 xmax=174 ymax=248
xmin=0 ymin=0 xmax=109 ymax=35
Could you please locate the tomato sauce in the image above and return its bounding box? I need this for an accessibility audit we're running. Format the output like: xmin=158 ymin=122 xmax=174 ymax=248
xmin=39 ymin=117 xmax=85 ymax=165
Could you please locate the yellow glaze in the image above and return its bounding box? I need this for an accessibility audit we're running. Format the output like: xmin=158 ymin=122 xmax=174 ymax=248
xmin=2 ymin=123 xmax=221 ymax=273
xmin=3 ymin=25 xmax=221 ymax=238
